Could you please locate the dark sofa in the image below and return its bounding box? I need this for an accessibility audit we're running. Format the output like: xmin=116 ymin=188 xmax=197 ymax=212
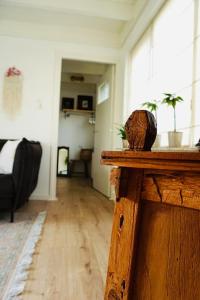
xmin=0 ymin=138 xmax=42 ymax=222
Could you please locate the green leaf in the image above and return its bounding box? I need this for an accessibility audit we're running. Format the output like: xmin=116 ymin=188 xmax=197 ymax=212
xmin=162 ymin=93 xmax=184 ymax=108
xmin=142 ymin=100 xmax=159 ymax=112
xmin=117 ymin=125 xmax=126 ymax=139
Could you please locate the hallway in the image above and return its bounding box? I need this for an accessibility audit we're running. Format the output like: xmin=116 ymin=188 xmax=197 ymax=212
xmin=21 ymin=178 xmax=114 ymax=300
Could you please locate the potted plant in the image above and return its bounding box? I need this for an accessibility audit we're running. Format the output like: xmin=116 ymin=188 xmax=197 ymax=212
xmin=142 ymin=100 xmax=161 ymax=147
xmin=117 ymin=125 xmax=129 ymax=149
xmin=161 ymin=93 xmax=183 ymax=147
xmin=142 ymin=100 xmax=159 ymax=120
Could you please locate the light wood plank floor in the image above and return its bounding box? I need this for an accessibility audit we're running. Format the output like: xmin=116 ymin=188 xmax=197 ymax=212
xmin=21 ymin=177 xmax=114 ymax=300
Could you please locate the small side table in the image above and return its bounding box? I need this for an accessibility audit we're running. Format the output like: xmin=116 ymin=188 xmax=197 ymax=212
xmin=102 ymin=150 xmax=200 ymax=300
xmin=69 ymin=149 xmax=93 ymax=177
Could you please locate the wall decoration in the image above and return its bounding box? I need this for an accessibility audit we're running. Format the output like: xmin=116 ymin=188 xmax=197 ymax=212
xmin=3 ymin=66 xmax=23 ymax=117
xmin=77 ymin=95 xmax=93 ymax=110
xmin=61 ymin=97 xmax=74 ymax=110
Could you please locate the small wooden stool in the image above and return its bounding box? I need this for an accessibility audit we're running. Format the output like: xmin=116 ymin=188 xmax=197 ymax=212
xmin=69 ymin=149 xmax=93 ymax=177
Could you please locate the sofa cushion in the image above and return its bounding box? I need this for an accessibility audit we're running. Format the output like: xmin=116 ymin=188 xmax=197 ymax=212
xmin=0 ymin=174 xmax=14 ymax=197
xmin=0 ymin=140 xmax=21 ymax=174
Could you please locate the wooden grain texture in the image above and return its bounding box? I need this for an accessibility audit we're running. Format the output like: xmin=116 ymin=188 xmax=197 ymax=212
xmin=125 ymin=110 xmax=157 ymax=151
xmin=142 ymin=170 xmax=200 ymax=210
xmin=101 ymin=151 xmax=200 ymax=172
xmin=102 ymin=150 xmax=200 ymax=161
xmin=132 ymin=201 xmax=200 ymax=300
xmin=105 ymin=169 xmax=143 ymax=300
xmin=110 ymin=168 xmax=129 ymax=200
xmin=102 ymin=150 xmax=200 ymax=300
xmin=19 ymin=178 xmax=114 ymax=300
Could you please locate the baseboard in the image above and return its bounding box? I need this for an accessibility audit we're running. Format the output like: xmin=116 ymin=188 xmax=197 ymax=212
xmin=30 ymin=195 xmax=58 ymax=201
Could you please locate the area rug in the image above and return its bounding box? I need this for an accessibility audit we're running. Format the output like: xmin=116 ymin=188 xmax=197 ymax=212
xmin=0 ymin=211 xmax=46 ymax=300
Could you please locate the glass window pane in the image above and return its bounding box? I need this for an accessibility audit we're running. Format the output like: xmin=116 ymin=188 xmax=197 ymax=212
xmin=196 ymin=36 xmax=200 ymax=81
xmin=129 ymin=0 xmax=195 ymax=146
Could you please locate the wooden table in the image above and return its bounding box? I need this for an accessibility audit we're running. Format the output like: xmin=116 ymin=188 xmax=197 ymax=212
xmin=101 ymin=150 xmax=200 ymax=300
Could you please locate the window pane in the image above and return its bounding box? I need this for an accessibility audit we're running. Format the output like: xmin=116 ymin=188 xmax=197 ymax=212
xmin=196 ymin=36 xmax=200 ymax=81
xmin=129 ymin=29 xmax=151 ymax=112
xmin=129 ymin=0 xmax=195 ymax=146
xmin=193 ymin=81 xmax=200 ymax=143
xmin=98 ymin=82 xmax=109 ymax=104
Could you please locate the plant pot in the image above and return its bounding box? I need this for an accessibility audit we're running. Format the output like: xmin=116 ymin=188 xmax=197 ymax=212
xmin=122 ymin=139 xmax=129 ymax=149
xmin=153 ymin=134 xmax=161 ymax=148
xmin=168 ymin=131 xmax=183 ymax=148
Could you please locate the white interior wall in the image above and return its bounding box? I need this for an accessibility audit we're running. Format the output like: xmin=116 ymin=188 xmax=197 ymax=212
xmin=58 ymin=82 xmax=96 ymax=163
xmin=92 ymin=65 xmax=114 ymax=197
xmin=0 ymin=35 xmax=119 ymax=200
xmin=0 ymin=36 xmax=55 ymax=200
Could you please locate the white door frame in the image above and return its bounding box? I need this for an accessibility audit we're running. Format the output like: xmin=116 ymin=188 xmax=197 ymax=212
xmin=50 ymin=48 xmax=120 ymax=200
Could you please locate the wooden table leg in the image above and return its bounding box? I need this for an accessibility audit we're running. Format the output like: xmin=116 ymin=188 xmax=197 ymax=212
xmin=105 ymin=168 xmax=143 ymax=300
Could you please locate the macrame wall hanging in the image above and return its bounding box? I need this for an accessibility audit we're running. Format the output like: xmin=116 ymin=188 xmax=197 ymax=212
xmin=3 ymin=66 xmax=23 ymax=118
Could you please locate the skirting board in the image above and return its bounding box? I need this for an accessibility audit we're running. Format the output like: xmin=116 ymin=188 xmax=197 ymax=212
xmin=30 ymin=195 xmax=58 ymax=201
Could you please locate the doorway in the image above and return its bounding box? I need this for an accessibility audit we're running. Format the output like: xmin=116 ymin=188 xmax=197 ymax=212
xmin=56 ymin=59 xmax=115 ymax=197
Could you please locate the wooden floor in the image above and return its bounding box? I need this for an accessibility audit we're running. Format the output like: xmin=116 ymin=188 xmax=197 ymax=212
xmin=21 ymin=177 xmax=114 ymax=300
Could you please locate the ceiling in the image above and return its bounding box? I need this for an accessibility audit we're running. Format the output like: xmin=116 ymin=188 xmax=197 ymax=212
xmin=61 ymin=59 xmax=108 ymax=86
xmin=0 ymin=0 xmax=147 ymax=47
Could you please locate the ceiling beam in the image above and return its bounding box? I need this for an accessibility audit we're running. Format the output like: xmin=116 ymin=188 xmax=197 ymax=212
xmin=1 ymin=0 xmax=134 ymax=21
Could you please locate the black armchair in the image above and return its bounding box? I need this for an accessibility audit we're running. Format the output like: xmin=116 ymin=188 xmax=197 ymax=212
xmin=0 ymin=138 xmax=42 ymax=222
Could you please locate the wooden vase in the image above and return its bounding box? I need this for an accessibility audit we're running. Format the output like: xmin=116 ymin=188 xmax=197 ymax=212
xmin=125 ymin=110 xmax=157 ymax=151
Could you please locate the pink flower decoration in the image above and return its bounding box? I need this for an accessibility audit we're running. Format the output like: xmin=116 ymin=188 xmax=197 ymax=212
xmin=6 ymin=67 xmax=21 ymax=77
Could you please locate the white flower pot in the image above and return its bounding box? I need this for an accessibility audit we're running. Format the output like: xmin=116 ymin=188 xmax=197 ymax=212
xmin=122 ymin=139 xmax=129 ymax=149
xmin=153 ymin=134 xmax=161 ymax=148
xmin=168 ymin=131 xmax=183 ymax=148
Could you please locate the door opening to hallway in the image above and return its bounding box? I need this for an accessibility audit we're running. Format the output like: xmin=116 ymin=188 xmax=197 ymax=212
xmin=57 ymin=59 xmax=115 ymax=198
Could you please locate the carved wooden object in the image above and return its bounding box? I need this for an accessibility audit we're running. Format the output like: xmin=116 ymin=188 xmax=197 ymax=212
xmin=102 ymin=151 xmax=200 ymax=300
xmin=125 ymin=110 xmax=157 ymax=151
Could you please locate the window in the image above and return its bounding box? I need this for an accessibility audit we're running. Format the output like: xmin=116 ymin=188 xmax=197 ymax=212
xmin=129 ymin=0 xmax=199 ymax=146
xmin=98 ymin=82 xmax=110 ymax=104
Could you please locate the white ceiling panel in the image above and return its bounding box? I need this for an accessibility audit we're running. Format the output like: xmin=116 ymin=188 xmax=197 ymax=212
xmin=0 ymin=0 xmax=147 ymax=48
xmin=0 ymin=6 xmax=125 ymax=33
xmin=0 ymin=0 xmax=135 ymax=21
xmin=107 ymin=0 xmax=135 ymax=3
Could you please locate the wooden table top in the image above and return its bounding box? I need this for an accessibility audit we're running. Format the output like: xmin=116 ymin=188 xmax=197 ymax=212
xmin=101 ymin=150 xmax=200 ymax=171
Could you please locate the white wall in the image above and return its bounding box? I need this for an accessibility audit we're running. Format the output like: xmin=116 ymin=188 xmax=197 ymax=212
xmin=92 ymin=65 xmax=114 ymax=197
xmin=58 ymin=82 xmax=96 ymax=162
xmin=58 ymin=114 xmax=94 ymax=158
xmin=0 ymin=36 xmax=55 ymax=200
xmin=0 ymin=35 xmax=120 ymax=200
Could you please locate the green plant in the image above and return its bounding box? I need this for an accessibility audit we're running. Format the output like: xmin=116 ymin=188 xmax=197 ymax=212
xmin=162 ymin=93 xmax=183 ymax=132
xmin=142 ymin=100 xmax=159 ymax=120
xmin=117 ymin=125 xmax=126 ymax=140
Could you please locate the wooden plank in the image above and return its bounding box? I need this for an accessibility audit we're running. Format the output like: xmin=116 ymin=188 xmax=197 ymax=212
xmin=104 ymin=169 xmax=143 ymax=300
xmin=102 ymin=150 xmax=200 ymax=161
xmin=142 ymin=170 xmax=200 ymax=210
xmin=21 ymin=178 xmax=114 ymax=300
xmin=132 ymin=201 xmax=200 ymax=300
xmin=102 ymin=158 xmax=200 ymax=172
xmin=110 ymin=168 xmax=129 ymax=199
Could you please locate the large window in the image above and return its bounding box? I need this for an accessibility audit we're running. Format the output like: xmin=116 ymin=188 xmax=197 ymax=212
xmin=129 ymin=0 xmax=199 ymax=146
